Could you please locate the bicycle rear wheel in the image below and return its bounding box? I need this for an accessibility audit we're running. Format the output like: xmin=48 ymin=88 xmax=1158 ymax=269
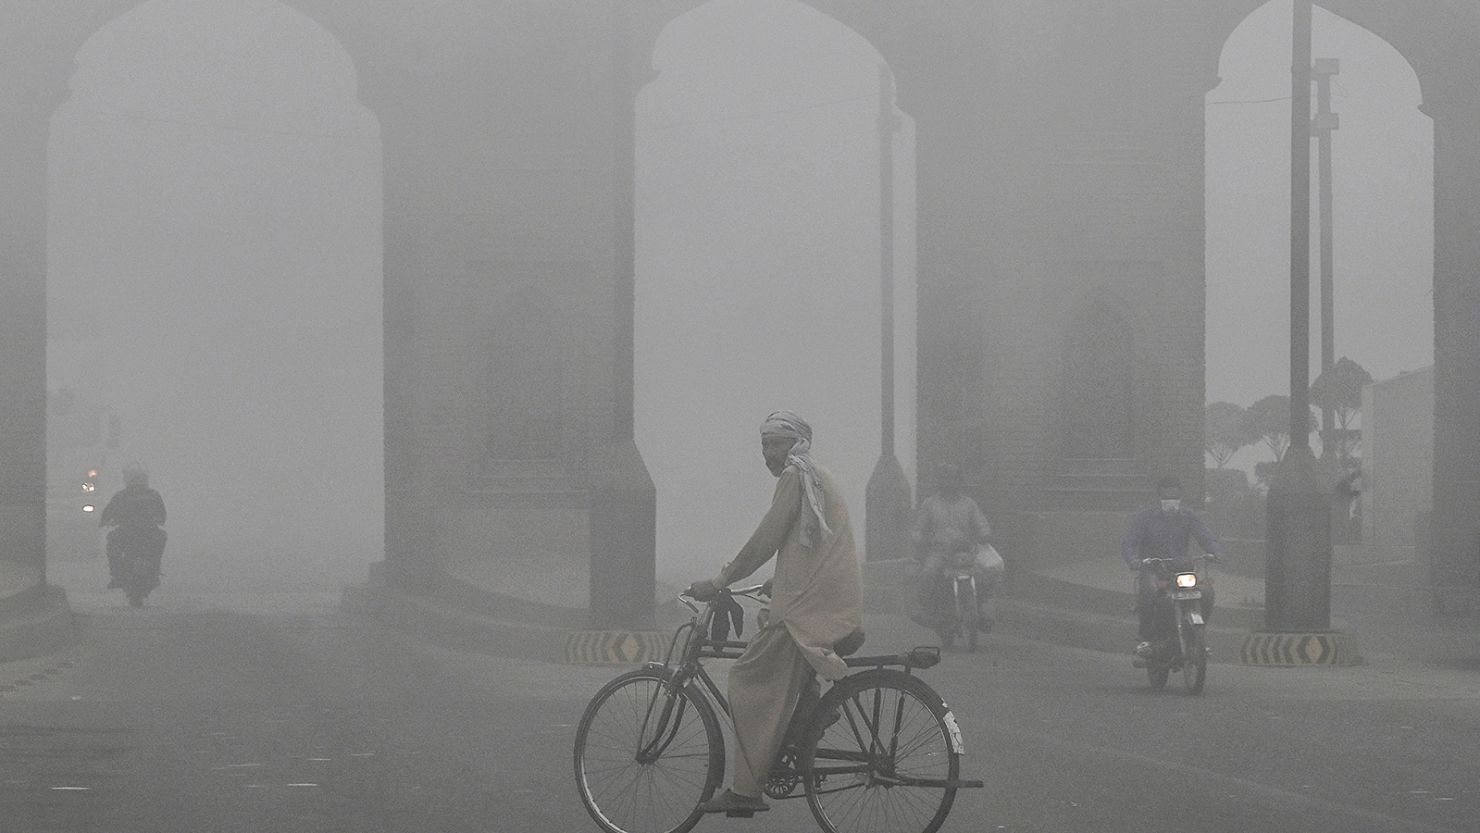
xmin=800 ymin=670 xmax=961 ymax=833
xmin=573 ymin=668 xmax=724 ymax=833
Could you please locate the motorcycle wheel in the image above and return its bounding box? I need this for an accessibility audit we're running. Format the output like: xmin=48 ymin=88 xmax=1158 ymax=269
xmin=1180 ymin=622 xmax=1207 ymax=695
xmin=956 ymin=580 xmax=980 ymax=652
xmin=124 ymin=554 xmax=152 ymax=608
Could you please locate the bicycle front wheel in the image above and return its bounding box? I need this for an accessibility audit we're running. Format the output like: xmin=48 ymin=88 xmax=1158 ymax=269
xmin=800 ymin=670 xmax=961 ymax=833
xmin=573 ymin=668 xmax=724 ymax=833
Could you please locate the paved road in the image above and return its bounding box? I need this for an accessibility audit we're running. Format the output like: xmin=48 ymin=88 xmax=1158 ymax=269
xmin=1 ymin=589 xmax=1477 ymax=832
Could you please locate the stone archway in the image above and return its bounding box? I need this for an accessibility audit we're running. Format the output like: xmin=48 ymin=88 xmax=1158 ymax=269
xmin=633 ymin=0 xmax=918 ymax=576
xmin=44 ymin=0 xmax=383 ymax=591
xmin=1202 ymin=0 xmax=1480 ymax=601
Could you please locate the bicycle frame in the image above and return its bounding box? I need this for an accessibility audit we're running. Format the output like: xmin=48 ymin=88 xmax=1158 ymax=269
xmin=640 ymin=586 xmax=942 ymax=767
xmin=573 ymin=583 xmax=983 ymax=833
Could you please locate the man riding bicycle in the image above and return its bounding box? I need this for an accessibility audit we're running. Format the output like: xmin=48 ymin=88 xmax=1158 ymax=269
xmin=686 ymin=411 xmax=863 ymax=816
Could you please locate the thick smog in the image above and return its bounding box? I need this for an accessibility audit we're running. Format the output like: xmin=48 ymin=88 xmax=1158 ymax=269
xmin=0 ymin=2 xmax=1474 ymax=832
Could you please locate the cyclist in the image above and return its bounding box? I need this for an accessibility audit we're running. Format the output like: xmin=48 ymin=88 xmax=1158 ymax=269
xmin=687 ymin=411 xmax=863 ymax=815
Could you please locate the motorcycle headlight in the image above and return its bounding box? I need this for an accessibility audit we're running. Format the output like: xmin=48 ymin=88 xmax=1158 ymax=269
xmin=1175 ymin=572 xmax=1198 ymax=589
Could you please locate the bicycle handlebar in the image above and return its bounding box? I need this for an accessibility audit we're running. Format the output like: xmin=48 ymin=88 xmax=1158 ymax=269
xmin=677 ymin=582 xmax=769 ymax=613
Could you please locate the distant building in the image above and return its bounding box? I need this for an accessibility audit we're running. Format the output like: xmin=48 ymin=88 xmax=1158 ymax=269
xmin=1361 ymin=367 xmax=1433 ymax=550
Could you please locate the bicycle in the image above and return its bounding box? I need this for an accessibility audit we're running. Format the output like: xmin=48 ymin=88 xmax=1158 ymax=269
xmin=573 ymin=583 xmax=983 ymax=833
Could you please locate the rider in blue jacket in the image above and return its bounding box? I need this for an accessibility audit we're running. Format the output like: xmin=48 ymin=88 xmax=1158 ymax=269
xmin=1122 ymin=476 xmax=1222 ymax=657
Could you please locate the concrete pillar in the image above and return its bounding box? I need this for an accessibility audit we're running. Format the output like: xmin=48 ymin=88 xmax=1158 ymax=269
xmin=1426 ymin=87 xmax=1480 ymax=607
xmin=890 ymin=48 xmax=992 ymax=500
xmin=0 ymin=60 xmax=71 ymax=587
xmin=357 ymin=47 xmax=437 ymax=588
xmin=1263 ymin=1 xmax=1334 ymax=634
xmin=587 ymin=1 xmax=658 ymax=630
xmin=865 ymin=67 xmax=912 ymax=563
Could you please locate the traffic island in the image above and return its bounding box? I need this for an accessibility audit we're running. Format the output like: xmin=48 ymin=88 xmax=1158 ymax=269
xmin=1239 ymin=630 xmax=1361 ymax=666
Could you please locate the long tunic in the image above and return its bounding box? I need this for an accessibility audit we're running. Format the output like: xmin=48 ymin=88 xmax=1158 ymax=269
xmin=714 ymin=463 xmax=862 ymax=681
xmin=712 ymin=462 xmax=862 ymax=797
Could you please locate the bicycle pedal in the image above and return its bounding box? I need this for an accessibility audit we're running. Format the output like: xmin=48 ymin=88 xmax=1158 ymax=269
xmin=726 ymin=810 xmax=756 ymax=819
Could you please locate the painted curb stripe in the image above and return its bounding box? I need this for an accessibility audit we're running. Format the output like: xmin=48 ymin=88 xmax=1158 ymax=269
xmin=563 ymin=631 xmax=671 ymax=664
xmin=1239 ymin=632 xmax=1361 ymax=666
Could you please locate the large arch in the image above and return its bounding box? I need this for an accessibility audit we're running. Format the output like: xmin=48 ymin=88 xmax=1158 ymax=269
xmin=634 ymin=0 xmax=918 ymax=579
xmin=42 ymin=0 xmax=383 ymax=593
xmin=1201 ymin=0 xmax=1480 ymax=603
xmin=1205 ymin=1 xmax=1433 ymax=460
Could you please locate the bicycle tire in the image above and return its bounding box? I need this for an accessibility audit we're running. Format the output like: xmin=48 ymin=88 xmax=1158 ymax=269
xmin=573 ymin=668 xmax=724 ymax=833
xmin=800 ymin=670 xmax=961 ymax=833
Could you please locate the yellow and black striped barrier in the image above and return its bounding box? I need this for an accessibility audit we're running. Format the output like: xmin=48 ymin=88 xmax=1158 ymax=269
xmin=1239 ymin=631 xmax=1361 ymax=666
xmin=565 ymin=631 xmax=672 ymax=664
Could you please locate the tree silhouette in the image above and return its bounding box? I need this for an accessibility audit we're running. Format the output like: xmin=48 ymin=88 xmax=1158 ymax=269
xmin=1309 ymin=356 xmax=1373 ymax=464
xmin=1247 ymin=394 xmax=1316 ymax=463
xmin=1204 ymin=401 xmax=1255 ymax=468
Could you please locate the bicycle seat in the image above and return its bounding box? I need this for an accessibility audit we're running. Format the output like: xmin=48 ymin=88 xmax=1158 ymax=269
xmin=835 ymin=629 xmax=865 ymax=657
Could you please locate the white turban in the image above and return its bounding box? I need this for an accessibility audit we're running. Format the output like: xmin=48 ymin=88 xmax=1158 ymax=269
xmin=761 ymin=410 xmax=832 ymax=549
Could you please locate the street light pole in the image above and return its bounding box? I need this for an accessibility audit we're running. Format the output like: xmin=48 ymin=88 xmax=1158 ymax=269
xmin=1313 ymin=58 xmax=1340 ymax=460
xmin=1289 ymin=3 xmax=1313 ymax=450
xmin=1260 ymin=0 xmax=1338 ymax=636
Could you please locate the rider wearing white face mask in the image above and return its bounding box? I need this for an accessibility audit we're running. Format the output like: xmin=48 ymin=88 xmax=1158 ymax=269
xmin=1122 ymin=476 xmax=1223 ymax=658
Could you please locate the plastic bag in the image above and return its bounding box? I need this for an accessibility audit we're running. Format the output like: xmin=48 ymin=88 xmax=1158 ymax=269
xmin=979 ymin=544 xmax=1005 ymax=575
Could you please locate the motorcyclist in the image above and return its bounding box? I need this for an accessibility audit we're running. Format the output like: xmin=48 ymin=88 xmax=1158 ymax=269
xmin=98 ymin=464 xmax=167 ymax=590
xmin=910 ymin=463 xmax=1000 ymax=631
xmin=1122 ymin=476 xmax=1222 ymax=658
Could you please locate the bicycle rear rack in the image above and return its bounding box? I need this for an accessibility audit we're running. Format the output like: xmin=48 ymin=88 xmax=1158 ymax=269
xmin=843 ymin=646 xmax=941 ymax=670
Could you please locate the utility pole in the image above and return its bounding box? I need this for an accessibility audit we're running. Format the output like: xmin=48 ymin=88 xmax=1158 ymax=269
xmin=1312 ymin=58 xmax=1340 ymax=461
xmin=865 ymin=65 xmax=912 ymax=563
xmin=1260 ymin=0 xmax=1339 ymax=636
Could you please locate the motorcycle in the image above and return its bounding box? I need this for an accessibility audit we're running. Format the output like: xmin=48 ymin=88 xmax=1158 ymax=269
xmin=929 ymin=547 xmax=1002 ymax=652
xmin=106 ymin=524 xmax=166 ymax=607
xmin=1133 ymin=555 xmax=1214 ymax=695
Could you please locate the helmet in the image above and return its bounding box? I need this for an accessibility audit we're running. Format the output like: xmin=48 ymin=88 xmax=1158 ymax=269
xmin=121 ymin=463 xmax=148 ymax=486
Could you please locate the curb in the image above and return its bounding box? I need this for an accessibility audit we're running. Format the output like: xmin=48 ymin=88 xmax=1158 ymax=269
xmin=1239 ymin=630 xmax=1362 ymax=666
xmin=348 ymin=567 xmax=1264 ymax=666
xmin=564 ymin=630 xmax=672 ymax=664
